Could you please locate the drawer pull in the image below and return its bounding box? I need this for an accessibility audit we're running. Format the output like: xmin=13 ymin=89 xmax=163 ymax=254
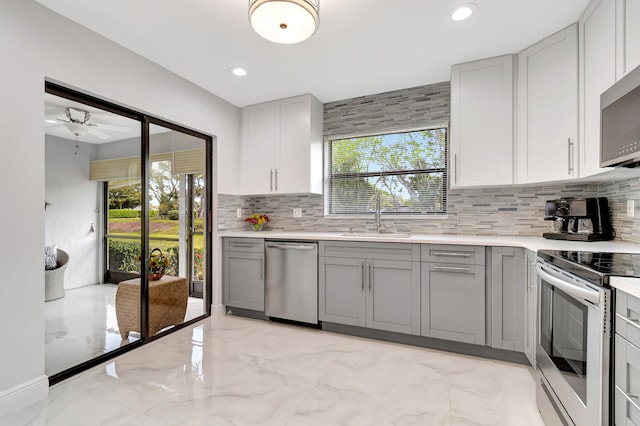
xmin=616 ymin=385 xmax=640 ymax=412
xmin=616 ymin=313 xmax=640 ymax=332
xmin=230 ymin=243 xmax=256 ymax=248
xmin=432 ymin=266 xmax=471 ymax=272
xmin=431 ymin=252 xmax=472 ymax=258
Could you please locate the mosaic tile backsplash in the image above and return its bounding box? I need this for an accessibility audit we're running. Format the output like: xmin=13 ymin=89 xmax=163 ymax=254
xmin=221 ymin=81 xmax=640 ymax=243
xmin=218 ymin=176 xmax=640 ymax=243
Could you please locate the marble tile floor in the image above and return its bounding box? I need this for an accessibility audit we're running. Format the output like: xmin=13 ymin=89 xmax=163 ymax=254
xmin=45 ymin=283 xmax=205 ymax=376
xmin=18 ymin=314 xmax=545 ymax=425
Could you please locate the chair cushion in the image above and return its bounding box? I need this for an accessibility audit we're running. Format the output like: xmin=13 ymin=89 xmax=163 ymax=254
xmin=45 ymin=245 xmax=57 ymax=270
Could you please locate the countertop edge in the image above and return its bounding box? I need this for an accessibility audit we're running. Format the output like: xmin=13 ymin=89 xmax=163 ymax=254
xmin=218 ymin=231 xmax=640 ymax=254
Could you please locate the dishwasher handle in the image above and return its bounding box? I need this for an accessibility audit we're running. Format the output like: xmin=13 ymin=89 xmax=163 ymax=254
xmin=265 ymin=243 xmax=317 ymax=250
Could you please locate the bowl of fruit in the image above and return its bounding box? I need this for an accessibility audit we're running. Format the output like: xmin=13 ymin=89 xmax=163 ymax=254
xmin=244 ymin=213 xmax=270 ymax=231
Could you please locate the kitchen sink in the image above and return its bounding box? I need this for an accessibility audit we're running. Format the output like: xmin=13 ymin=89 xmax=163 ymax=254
xmin=340 ymin=232 xmax=412 ymax=239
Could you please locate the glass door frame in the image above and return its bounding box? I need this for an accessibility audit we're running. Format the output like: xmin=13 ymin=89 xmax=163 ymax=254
xmin=45 ymin=81 xmax=213 ymax=385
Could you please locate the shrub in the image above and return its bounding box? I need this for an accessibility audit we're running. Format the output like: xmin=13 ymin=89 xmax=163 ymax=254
xmin=167 ymin=210 xmax=180 ymax=220
xmin=108 ymin=240 xmax=141 ymax=273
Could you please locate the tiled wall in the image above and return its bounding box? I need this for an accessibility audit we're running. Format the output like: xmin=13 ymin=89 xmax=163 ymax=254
xmin=219 ymin=82 xmax=640 ymax=242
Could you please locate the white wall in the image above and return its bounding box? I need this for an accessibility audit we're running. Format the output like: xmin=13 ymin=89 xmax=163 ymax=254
xmin=45 ymin=136 xmax=101 ymax=289
xmin=0 ymin=0 xmax=240 ymax=411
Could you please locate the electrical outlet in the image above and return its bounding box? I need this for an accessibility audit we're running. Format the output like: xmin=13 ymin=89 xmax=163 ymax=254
xmin=628 ymin=200 xmax=635 ymax=218
xmin=236 ymin=208 xmax=242 ymax=219
xmin=293 ymin=208 xmax=302 ymax=218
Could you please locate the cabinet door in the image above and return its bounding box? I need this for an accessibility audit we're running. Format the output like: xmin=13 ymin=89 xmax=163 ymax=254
xmin=366 ymin=259 xmax=420 ymax=335
xmin=580 ymin=0 xmax=616 ymax=178
xmin=615 ymin=334 xmax=640 ymax=425
xmin=491 ymin=247 xmax=525 ymax=351
xmin=450 ymin=55 xmax=514 ymax=188
xmin=517 ymin=24 xmax=578 ymax=183
xmin=223 ymin=251 xmax=264 ymax=311
xmin=319 ymin=256 xmax=366 ymax=327
xmin=242 ymin=102 xmax=276 ymax=194
xmin=619 ymin=0 xmax=640 ymax=76
xmin=421 ymin=263 xmax=485 ymax=344
xmin=524 ymin=250 xmax=537 ymax=367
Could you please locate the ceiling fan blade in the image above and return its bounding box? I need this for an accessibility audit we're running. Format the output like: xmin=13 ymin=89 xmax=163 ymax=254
xmin=92 ymin=123 xmax=131 ymax=133
xmin=87 ymin=127 xmax=110 ymax=140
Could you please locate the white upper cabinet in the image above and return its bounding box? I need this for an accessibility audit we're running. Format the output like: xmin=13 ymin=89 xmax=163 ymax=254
xmin=450 ymin=55 xmax=515 ymax=188
xmin=241 ymin=94 xmax=323 ymax=195
xmin=580 ymin=0 xmax=617 ymax=178
xmin=516 ymin=24 xmax=579 ymax=184
xmin=617 ymin=0 xmax=640 ymax=77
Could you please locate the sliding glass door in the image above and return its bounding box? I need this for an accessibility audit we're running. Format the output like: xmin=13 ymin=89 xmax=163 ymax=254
xmin=45 ymin=82 xmax=212 ymax=384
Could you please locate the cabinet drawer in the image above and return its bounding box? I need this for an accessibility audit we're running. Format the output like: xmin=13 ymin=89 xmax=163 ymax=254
xmin=421 ymin=244 xmax=485 ymax=265
xmin=223 ymin=237 xmax=264 ymax=253
xmin=617 ymin=291 xmax=640 ymax=348
xmin=615 ymin=334 xmax=640 ymax=425
xmin=319 ymin=241 xmax=419 ymax=262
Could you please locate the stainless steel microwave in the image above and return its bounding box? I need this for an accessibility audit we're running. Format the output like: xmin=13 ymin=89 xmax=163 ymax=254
xmin=601 ymin=64 xmax=640 ymax=167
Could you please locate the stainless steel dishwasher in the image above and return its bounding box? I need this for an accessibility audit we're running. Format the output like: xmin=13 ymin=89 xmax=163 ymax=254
xmin=265 ymin=241 xmax=318 ymax=325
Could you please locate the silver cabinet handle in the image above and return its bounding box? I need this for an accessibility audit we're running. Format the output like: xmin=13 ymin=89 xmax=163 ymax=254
xmin=616 ymin=385 xmax=640 ymax=412
xmin=275 ymin=168 xmax=279 ymax=192
xmin=616 ymin=313 xmax=640 ymax=332
xmin=369 ymin=263 xmax=372 ymax=291
xmin=432 ymin=265 xmax=471 ymax=272
xmin=230 ymin=242 xmax=255 ymax=248
xmin=431 ymin=251 xmax=471 ymax=258
xmin=361 ymin=262 xmax=365 ymax=291
xmin=270 ymin=169 xmax=273 ymax=191
xmin=567 ymin=138 xmax=574 ymax=175
xmin=266 ymin=243 xmax=316 ymax=250
xmin=453 ymin=153 xmax=457 ymax=185
xmin=259 ymin=257 xmax=263 ymax=280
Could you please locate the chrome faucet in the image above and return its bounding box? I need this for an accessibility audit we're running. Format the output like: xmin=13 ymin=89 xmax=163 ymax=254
xmin=375 ymin=192 xmax=383 ymax=234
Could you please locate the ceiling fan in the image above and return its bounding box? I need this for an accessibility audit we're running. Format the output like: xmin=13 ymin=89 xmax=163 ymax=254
xmin=46 ymin=107 xmax=131 ymax=140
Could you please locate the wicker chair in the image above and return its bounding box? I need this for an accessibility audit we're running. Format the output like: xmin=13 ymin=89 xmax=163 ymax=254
xmin=45 ymin=249 xmax=69 ymax=302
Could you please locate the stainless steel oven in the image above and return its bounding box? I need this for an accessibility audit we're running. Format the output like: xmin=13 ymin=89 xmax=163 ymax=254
xmin=536 ymin=257 xmax=611 ymax=426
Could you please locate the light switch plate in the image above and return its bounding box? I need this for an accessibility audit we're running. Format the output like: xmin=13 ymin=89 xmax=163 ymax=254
xmin=236 ymin=208 xmax=242 ymax=219
xmin=293 ymin=208 xmax=302 ymax=218
xmin=628 ymin=200 xmax=635 ymax=217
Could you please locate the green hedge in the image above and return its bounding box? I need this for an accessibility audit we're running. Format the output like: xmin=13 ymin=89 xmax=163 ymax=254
xmin=167 ymin=210 xmax=180 ymax=220
xmin=109 ymin=209 xmax=159 ymax=219
xmin=108 ymin=240 xmax=204 ymax=279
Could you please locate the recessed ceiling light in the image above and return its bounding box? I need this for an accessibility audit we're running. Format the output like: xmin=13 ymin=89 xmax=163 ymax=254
xmin=230 ymin=67 xmax=247 ymax=77
xmin=45 ymin=119 xmax=57 ymax=124
xmin=451 ymin=3 xmax=477 ymax=21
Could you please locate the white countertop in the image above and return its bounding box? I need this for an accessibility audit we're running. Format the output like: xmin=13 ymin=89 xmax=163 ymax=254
xmin=611 ymin=276 xmax=640 ymax=299
xmin=219 ymin=231 xmax=640 ymax=254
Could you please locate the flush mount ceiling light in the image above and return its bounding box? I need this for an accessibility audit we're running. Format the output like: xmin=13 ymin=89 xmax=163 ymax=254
xmin=249 ymin=0 xmax=319 ymax=44
xmin=230 ymin=66 xmax=248 ymax=77
xmin=451 ymin=3 xmax=478 ymax=21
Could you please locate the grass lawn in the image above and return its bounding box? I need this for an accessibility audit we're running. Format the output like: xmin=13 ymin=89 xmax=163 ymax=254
xmin=109 ymin=217 xmax=205 ymax=250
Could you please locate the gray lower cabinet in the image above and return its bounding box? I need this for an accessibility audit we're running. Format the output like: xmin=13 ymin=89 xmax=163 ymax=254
xmin=420 ymin=244 xmax=486 ymax=345
xmin=524 ymin=249 xmax=537 ymax=367
xmin=615 ymin=334 xmax=640 ymax=425
xmin=615 ymin=290 xmax=640 ymax=424
xmin=490 ymin=247 xmax=525 ymax=352
xmin=319 ymin=241 xmax=420 ymax=335
xmin=222 ymin=238 xmax=264 ymax=312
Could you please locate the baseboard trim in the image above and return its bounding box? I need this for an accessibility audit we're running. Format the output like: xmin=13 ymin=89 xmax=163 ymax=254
xmin=0 ymin=375 xmax=48 ymax=416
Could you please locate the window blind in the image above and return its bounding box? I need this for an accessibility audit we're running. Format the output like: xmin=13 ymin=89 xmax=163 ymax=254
xmin=90 ymin=148 xmax=205 ymax=181
xmin=325 ymin=128 xmax=447 ymax=215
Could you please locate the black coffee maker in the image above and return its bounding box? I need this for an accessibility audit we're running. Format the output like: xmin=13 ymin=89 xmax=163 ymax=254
xmin=543 ymin=197 xmax=614 ymax=241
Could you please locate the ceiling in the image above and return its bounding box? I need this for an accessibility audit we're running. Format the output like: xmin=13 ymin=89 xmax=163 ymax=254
xmin=36 ymin=0 xmax=590 ymax=108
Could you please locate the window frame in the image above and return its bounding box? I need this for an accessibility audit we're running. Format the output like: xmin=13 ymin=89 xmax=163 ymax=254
xmin=324 ymin=125 xmax=448 ymax=218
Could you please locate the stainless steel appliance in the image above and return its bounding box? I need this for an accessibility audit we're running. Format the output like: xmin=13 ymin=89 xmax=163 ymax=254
xmin=535 ymin=251 xmax=640 ymax=425
xmin=265 ymin=241 xmax=318 ymax=325
xmin=543 ymin=197 xmax=613 ymax=241
xmin=601 ymin=64 xmax=640 ymax=168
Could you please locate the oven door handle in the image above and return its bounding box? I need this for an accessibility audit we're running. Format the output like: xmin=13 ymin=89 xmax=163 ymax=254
xmin=536 ymin=263 xmax=600 ymax=305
